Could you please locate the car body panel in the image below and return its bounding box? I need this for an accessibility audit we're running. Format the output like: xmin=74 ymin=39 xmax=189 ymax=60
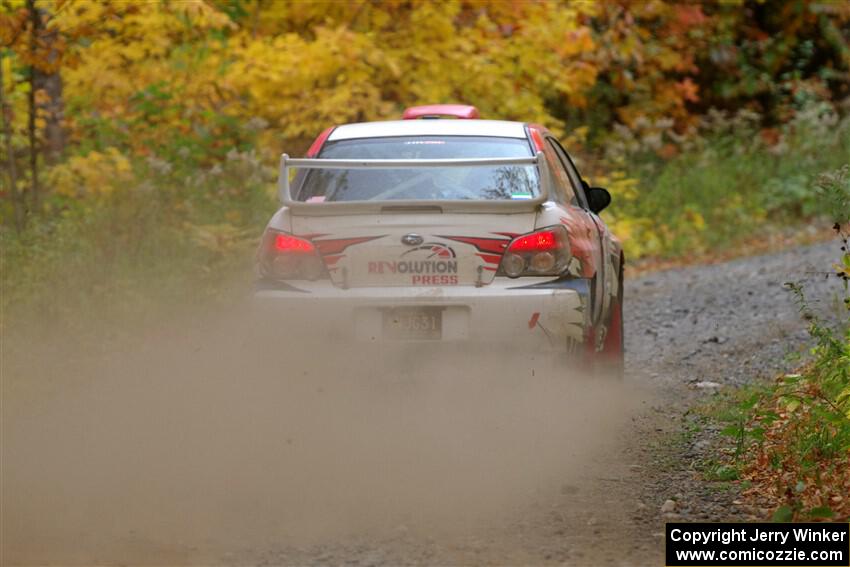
xmin=290 ymin=212 xmax=536 ymax=288
xmin=255 ymin=276 xmax=587 ymax=352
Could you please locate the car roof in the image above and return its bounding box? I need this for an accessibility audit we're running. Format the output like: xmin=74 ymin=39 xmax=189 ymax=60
xmin=327 ymin=119 xmax=528 ymax=141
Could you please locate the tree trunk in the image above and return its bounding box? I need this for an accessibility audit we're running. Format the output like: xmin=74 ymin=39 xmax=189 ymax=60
xmin=37 ymin=70 xmax=64 ymax=164
xmin=1 ymin=53 xmax=25 ymax=234
xmin=32 ymin=2 xmax=64 ymax=164
xmin=27 ymin=0 xmax=40 ymax=213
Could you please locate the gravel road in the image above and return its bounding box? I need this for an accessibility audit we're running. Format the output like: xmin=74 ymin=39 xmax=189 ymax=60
xmin=3 ymin=241 xmax=840 ymax=566
xmin=244 ymin=241 xmax=840 ymax=566
xmin=252 ymin=240 xmax=839 ymax=566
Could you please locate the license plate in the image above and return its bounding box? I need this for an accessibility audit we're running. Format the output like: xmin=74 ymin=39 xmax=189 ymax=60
xmin=383 ymin=307 xmax=442 ymax=340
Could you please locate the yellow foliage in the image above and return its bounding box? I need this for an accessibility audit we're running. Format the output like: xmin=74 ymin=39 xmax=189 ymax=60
xmin=608 ymin=216 xmax=660 ymax=259
xmin=596 ymin=171 xmax=646 ymax=257
xmin=48 ymin=148 xmax=133 ymax=198
xmin=51 ymin=0 xmax=601 ymax=156
xmin=596 ymin=170 xmax=640 ymax=202
xmin=226 ymin=26 xmax=389 ymax=142
xmin=57 ymin=1 xmax=231 ymax=137
xmin=186 ymin=222 xmax=254 ymax=256
xmin=684 ymin=207 xmax=706 ymax=232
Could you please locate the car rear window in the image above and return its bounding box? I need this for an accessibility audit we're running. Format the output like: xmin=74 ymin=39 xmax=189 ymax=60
xmin=294 ymin=136 xmax=539 ymax=202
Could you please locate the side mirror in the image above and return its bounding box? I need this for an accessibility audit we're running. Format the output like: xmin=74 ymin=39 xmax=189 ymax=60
xmin=586 ymin=186 xmax=611 ymax=214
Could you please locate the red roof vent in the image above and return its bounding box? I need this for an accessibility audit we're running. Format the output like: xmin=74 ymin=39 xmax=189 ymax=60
xmin=403 ymin=104 xmax=480 ymax=120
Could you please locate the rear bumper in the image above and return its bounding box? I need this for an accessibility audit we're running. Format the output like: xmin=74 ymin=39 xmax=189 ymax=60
xmin=254 ymin=277 xmax=590 ymax=353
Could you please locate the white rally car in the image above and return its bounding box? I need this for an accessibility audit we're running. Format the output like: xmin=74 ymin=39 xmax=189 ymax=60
xmin=255 ymin=105 xmax=623 ymax=372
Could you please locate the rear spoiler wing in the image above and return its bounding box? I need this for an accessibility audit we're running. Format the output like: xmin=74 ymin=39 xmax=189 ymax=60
xmin=278 ymin=152 xmax=549 ymax=215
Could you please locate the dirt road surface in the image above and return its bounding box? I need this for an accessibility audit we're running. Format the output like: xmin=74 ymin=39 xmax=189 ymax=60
xmin=2 ymin=241 xmax=838 ymax=566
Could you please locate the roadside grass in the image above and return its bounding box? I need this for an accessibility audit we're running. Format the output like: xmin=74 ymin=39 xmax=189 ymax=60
xmin=602 ymin=103 xmax=850 ymax=261
xmin=702 ymin=361 xmax=850 ymax=522
xmin=1 ymin=150 xmax=275 ymax=337
xmin=695 ymin=386 xmax=767 ymax=483
xmin=696 ymin=165 xmax=850 ymax=522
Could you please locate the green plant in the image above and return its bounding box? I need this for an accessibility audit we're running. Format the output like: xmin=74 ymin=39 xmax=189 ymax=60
xmin=705 ymin=163 xmax=850 ymax=521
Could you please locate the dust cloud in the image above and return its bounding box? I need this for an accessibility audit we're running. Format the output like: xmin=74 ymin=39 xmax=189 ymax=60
xmin=2 ymin=300 xmax=648 ymax=565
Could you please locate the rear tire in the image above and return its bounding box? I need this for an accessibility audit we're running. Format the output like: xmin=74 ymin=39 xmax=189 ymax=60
xmin=599 ymin=262 xmax=624 ymax=379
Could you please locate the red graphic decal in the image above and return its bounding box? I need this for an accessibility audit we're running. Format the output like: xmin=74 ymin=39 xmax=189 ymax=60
xmin=437 ymin=235 xmax=511 ymax=255
xmin=368 ymin=261 xmax=396 ymax=274
xmin=432 ymin=245 xmax=453 ymax=258
xmin=476 ymin=253 xmax=502 ymax=265
xmin=528 ymin=312 xmax=541 ymax=329
xmin=323 ymin=254 xmax=343 ymax=266
xmin=401 ymin=243 xmax=456 ymax=259
xmin=559 ymin=216 xmax=594 ymax=277
xmin=306 ymin=126 xmax=335 ymax=157
xmin=313 ymin=236 xmax=385 ymax=256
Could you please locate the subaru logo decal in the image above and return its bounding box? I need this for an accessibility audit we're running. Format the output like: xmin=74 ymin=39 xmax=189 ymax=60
xmin=401 ymin=233 xmax=424 ymax=246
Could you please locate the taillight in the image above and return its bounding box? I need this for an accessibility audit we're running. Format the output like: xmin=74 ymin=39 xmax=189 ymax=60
xmin=259 ymin=230 xmax=326 ymax=281
xmin=499 ymin=226 xmax=571 ymax=278
xmin=273 ymin=233 xmax=315 ymax=254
